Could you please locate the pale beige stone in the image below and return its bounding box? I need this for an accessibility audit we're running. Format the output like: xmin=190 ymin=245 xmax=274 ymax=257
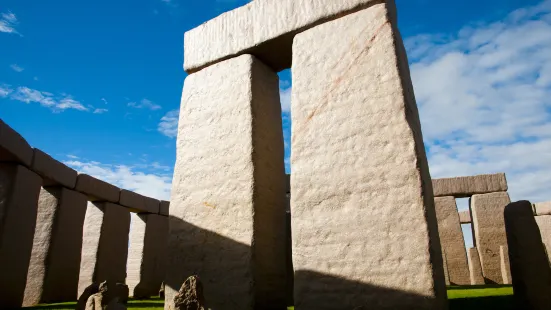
xmin=0 ymin=119 xmax=33 ymax=166
xmin=291 ymin=3 xmax=446 ymax=309
xmin=434 ymin=197 xmax=470 ymax=285
xmin=466 ymin=247 xmax=485 ymax=285
xmin=166 ymin=55 xmax=286 ymax=310
xmin=500 ymin=245 xmax=511 ymax=284
xmin=470 ymin=192 xmax=511 ymax=284
xmin=0 ymin=164 xmax=42 ymax=308
xmin=119 ymin=189 xmax=160 ymax=214
xmin=23 ymin=187 xmax=88 ymax=306
xmin=534 ymin=201 xmax=551 ymax=216
xmin=458 ymin=210 xmax=471 ymax=223
xmin=76 ymin=174 xmax=120 ymax=202
xmin=442 ymin=251 xmax=450 ymax=286
xmin=159 ymin=200 xmax=169 ymax=216
xmin=31 ymin=148 xmax=77 ymax=188
xmin=504 ymin=201 xmax=551 ymax=308
xmin=535 ymin=215 xmax=551 ymax=263
xmin=184 ymin=0 xmax=381 ymax=72
xmin=432 ymin=173 xmax=507 ymax=198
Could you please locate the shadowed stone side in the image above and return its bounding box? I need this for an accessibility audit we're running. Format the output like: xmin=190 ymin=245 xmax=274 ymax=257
xmin=291 ymin=3 xmax=446 ymax=309
xmin=23 ymin=187 xmax=88 ymax=306
xmin=120 ymin=190 xmax=160 ymax=214
xmin=470 ymin=192 xmax=511 ymax=284
xmin=0 ymin=164 xmax=42 ymax=308
xmin=0 ymin=119 xmax=34 ymax=166
xmin=75 ymin=174 xmax=120 ymax=203
xmin=467 ymin=248 xmax=485 ymax=285
xmin=127 ymin=213 xmax=168 ymax=298
xmin=434 ymin=196 xmax=470 ymax=285
xmin=166 ymin=54 xmax=286 ymax=310
xmin=31 ymin=148 xmax=78 ymax=188
xmin=535 ymin=215 xmax=551 ymax=263
xmin=504 ymin=201 xmax=551 ymax=309
xmin=432 ymin=173 xmax=507 ymax=198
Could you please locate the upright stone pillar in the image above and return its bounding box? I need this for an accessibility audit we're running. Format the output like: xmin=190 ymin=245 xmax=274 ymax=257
xmin=167 ymin=54 xmax=287 ymax=310
xmin=467 ymin=248 xmax=485 ymax=285
xmin=127 ymin=213 xmax=168 ymax=298
xmin=500 ymin=245 xmax=511 ymax=285
xmin=434 ymin=196 xmax=470 ymax=285
xmin=0 ymin=163 xmax=42 ymax=308
xmin=504 ymin=201 xmax=551 ymax=309
xmin=23 ymin=187 xmax=88 ymax=305
xmin=78 ymin=202 xmax=130 ymax=297
xmin=291 ymin=2 xmax=446 ymax=309
xmin=470 ymin=192 xmax=511 ymax=284
xmin=535 ymin=215 xmax=551 ymax=262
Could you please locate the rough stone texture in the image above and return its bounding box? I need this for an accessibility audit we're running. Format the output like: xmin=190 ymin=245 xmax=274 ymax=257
xmin=504 ymin=201 xmax=551 ymax=309
xmin=291 ymin=3 xmax=446 ymax=309
xmin=442 ymin=252 xmax=450 ymax=286
xmin=0 ymin=163 xmax=42 ymax=308
xmin=173 ymin=276 xmax=206 ymax=310
xmin=31 ymin=148 xmax=78 ymax=188
xmin=458 ymin=210 xmax=471 ymax=224
xmin=535 ymin=215 xmax=551 ymax=263
xmin=500 ymin=245 xmax=511 ymax=285
xmin=159 ymin=200 xmax=170 ymax=216
xmin=23 ymin=187 xmax=88 ymax=306
xmin=434 ymin=196 xmax=470 ymax=285
xmin=166 ymin=54 xmax=287 ymax=310
xmin=534 ymin=201 xmax=551 ymax=216
xmin=0 ymin=118 xmax=33 ymax=166
xmin=470 ymin=192 xmax=511 ymax=284
xmin=77 ymin=283 xmax=99 ymax=310
xmin=184 ymin=0 xmax=382 ymax=73
xmin=119 ymin=189 xmax=160 ymax=214
xmin=75 ymin=174 xmax=120 ymax=202
xmin=78 ymin=202 xmax=131 ymax=297
xmin=432 ymin=173 xmax=508 ymax=198
xmin=127 ymin=213 xmax=168 ymax=298
xmin=467 ymin=248 xmax=485 ymax=285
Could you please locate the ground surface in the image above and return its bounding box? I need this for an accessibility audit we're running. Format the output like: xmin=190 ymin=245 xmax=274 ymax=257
xmin=24 ymin=286 xmax=514 ymax=309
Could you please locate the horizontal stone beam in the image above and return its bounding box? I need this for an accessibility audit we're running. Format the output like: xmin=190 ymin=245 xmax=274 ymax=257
xmin=31 ymin=148 xmax=77 ymax=188
xmin=75 ymin=174 xmax=120 ymax=203
xmin=183 ymin=0 xmax=381 ymax=73
xmin=0 ymin=119 xmax=33 ymax=166
xmin=458 ymin=210 xmax=471 ymax=224
xmin=534 ymin=201 xmax=551 ymax=216
xmin=432 ymin=173 xmax=508 ymax=198
xmin=119 ymin=189 xmax=160 ymax=214
xmin=159 ymin=200 xmax=169 ymax=216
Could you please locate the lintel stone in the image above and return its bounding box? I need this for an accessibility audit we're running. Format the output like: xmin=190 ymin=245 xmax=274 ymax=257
xmin=432 ymin=173 xmax=508 ymax=198
xmin=31 ymin=148 xmax=77 ymax=188
xmin=119 ymin=189 xmax=160 ymax=214
xmin=159 ymin=200 xmax=169 ymax=216
xmin=75 ymin=174 xmax=120 ymax=202
xmin=534 ymin=201 xmax=551 ymax=216
xmin=183 ymin=0 xmax=380 ymax=73
xmin=0 ymin=119 xmax=33 ymax=166
xmin=458 ymin=210 xmax=471 ymax=223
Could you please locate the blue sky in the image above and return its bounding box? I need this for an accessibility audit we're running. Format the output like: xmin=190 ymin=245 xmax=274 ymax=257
xmin=2 ymin=0 xmax=551 ymax=247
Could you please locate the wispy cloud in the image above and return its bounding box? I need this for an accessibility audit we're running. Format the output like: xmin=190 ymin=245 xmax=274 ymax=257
xmin=128 ymin=98 xmax=162 ymax=110
xmin=3 ymin=85 xmax=93 ymax=112
xmin=9 ymin=64 xmax=24 ymax=72
xmin=158 ymin=109 xmax=179 ymax=138
xmin=93 ymin=108 xmax=108 ymax=114
xmin=0 ymin=84 xmax=13 ymax=97
xmin=0 ymin=11 xmax=20 ymax=35
xmin=101 ymin=98 xmax=108 ymax=104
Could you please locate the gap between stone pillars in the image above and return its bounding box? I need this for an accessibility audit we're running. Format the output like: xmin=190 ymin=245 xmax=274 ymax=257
xmin=0 ymin=163 xmax=42 ymax=309
xmin=165 ymin=54 xmax=287 ymax=310
xmin=23 ymin=187 xmax=88 ymax=306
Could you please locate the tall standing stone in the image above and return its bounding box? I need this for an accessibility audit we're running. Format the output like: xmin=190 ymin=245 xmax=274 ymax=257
xmin=166 ymin=54 xmax=287 ymax=310
xmin=78 ymin=202 xmax=131 ymax=297
xmin=23 ymin=187 xmax=88 ymax=305
xmin=291 ymin=2 xmax=446 ymax=309
xmin=434 ymin=196 xmax=470 ymax=285
xmin=127 ymin=213 xmax=168 ymax=298
xmin=535 ymin=215 xmax=551 ymax=263
xmin=0 ymin=163 xmax=42 ymax=308
xmin=500 ymin=245 xmax=511 ymax=285
xmin=470 ymin=192 xmax=511 ymax=284
xmin=504 ymin=201 xmax=551 ymax=309
xmin=466 ymin=247 xmax=484 ymax=285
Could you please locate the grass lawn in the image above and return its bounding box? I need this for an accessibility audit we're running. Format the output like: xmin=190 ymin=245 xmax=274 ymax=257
xmin=26 ymin=286 xmax=514 ymax=310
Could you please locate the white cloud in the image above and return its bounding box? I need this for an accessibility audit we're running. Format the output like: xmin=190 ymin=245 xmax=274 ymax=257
xmin=128 ymin=98 xmax=162 ymax=110
xmin=56 ymin=97 xmax=88 ymax=111
xmin=10 ymin=64 xmax=24 ymax=72
xmin=93 ymin=108 xmax=108 ymax=114
xmin=0 ymin=11 xmax=20 ymax=35
xmin=158 ymin=109 xmax=179 ymax=138
xmin=101 ymin=98 xmax=108 ymax=104
xmin=0 ymin=84 xmax=13 ymax=97
xmin=6 ymin=86 xmax=91 ymax=112
xmin=280 ymin=86 xmax=291 ymax=113
xmin=66 ymin=154 xmax=79 ymax=159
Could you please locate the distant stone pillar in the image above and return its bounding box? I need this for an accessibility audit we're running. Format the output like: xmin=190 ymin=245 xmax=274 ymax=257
xmin=500 ymin=245 xmax=511 ymax=285
xmin=23 ymin=187 xmax=88 ymax=305
xmin=78 ymin=202 xmax=130 ymax=297
xmin=127 ymin=213 xmax=168 ymax=298
xmin=467 ymin=247 xmax=485 ymax=285
xmin=470 ymin=192 xmax=511 ymax=284
xmin=291 ymin=2 xmax=446 ymax=309
xmin=504 ymin=201 xmax=551 ymax=308
xmin=442 ymin=252 xmax=450 ymax=286
xmin=535 ymin=215 xmax=551 ymax=263
xmin=166 ymin=54 xmax=287 ymax=310
xmin=434 ymin=196 xmax=470 ymax=285
xmin=0 ymin=163 xmax=42 ymax=308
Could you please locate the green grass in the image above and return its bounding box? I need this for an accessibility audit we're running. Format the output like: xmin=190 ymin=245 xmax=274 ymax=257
xmin=27 ymin=287 xmax=515 ymax=310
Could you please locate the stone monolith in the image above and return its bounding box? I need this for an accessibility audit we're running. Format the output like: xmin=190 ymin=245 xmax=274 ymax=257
xmin=466 ymin=247 xmax=484 ymax=285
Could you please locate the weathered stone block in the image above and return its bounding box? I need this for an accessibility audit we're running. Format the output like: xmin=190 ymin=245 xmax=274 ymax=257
xmin=0 ymin=119 xmax=33 ymax=166
xmin=500 ymin=245 xmax=511 ymax=285
xmin=504 ymin=201 xmax=551 ymax=308
xmin=23 ymin=187 xmax=88 ymax=306
xmin=534 ymin=201 xmax=551 ymax=216
xmin=166 ymin=55 xmax=287 ymax=310
xmin=291 ymin=3 xmax=446 ymax=309
xmin=31 ymin=148 xmax=78 ymax=188
xmin=119 ymin=189 xmax=160 ymax=214
xmin=458 ymin=210 xmax=471 ymax=223
xmin=470 ymin=192 xmax=511 ymax=284
xmin=432 ymin=173 xmax=508 ymax=198
xmin=535 ymin=215 xmax=551 ymax=263
xmin=466 ymin=247 xmax=485 ymax=285
xmin=75 ymin=174 xmax=120 ymax=202
xmin=434 ymin=196 xmax=470 ymax=285
xmin=159 ymin=200 xmax=169 ymax=216
xmin=0 ymin=163 xmax=42 ymax=308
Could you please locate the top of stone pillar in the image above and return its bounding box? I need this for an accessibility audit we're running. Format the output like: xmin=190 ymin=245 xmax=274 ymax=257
xmin=0 ymin=118 xmax=33 ymax=166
